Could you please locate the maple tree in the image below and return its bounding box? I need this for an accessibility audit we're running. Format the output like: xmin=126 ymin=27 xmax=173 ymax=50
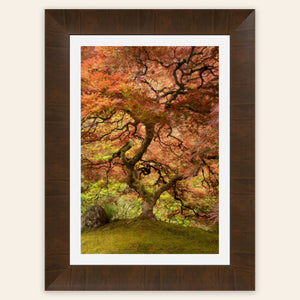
xmin=81 ymin=46 xmax=219 ymax=223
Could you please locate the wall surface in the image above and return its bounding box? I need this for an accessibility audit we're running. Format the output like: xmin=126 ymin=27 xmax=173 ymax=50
xmin=1 ymin=0 xmax=300 ymax=299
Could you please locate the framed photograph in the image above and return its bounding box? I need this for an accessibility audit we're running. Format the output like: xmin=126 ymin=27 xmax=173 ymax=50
xmin=45 ymin=9 xmax=255 ymax=290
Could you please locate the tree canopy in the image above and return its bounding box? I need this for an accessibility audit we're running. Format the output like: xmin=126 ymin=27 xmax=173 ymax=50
xmin=81 ymin=46 xmax=219 ymax=225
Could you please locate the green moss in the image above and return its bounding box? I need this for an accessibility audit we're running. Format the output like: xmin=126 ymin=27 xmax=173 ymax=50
xmin=81 ymin=219 xmax=218 ymax=254
xmin=141 ymin=184 xmax=153 ymax=202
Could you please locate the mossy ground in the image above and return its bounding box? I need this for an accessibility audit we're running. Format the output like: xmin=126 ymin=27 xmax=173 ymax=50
xmin=81 ymin=219 xmax=218 ymax=254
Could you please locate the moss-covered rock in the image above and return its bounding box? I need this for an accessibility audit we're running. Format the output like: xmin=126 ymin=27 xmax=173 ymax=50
xmin=81 ymin=204 xmax=109 ymax=231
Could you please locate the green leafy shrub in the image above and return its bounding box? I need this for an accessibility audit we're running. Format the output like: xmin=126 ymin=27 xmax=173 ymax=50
xmin=102 ymin=203 xmax=115 ymax=219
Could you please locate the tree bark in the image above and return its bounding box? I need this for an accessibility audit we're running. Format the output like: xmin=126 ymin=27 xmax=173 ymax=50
xmin=139 ymin=201 xmax=156 ymax=220
xmin=138 ymin=174 xmax=183 ymax=220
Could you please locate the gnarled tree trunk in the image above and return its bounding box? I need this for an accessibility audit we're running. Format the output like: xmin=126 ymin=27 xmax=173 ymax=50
xmin=139 ymin=201 xmax=156 ymax=220
xmin=118 ymin=122 xmax=183 ymax=221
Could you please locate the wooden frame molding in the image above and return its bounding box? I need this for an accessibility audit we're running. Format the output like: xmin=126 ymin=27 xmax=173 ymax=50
xmin=45 ymin=9 xmax=255 ymax=290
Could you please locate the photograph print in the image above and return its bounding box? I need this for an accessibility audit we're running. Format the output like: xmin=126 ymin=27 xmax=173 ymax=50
xmin=80 ymin=45 xmax=220 ymax=255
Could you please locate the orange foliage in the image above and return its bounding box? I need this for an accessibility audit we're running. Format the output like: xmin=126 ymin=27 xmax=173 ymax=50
xmin=81 ymin=46 xmax=219 ymax=219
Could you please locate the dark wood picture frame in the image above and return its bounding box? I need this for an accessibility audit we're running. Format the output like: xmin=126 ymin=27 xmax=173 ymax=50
xmin=45 ymin=9 xmax=255 ymax=290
